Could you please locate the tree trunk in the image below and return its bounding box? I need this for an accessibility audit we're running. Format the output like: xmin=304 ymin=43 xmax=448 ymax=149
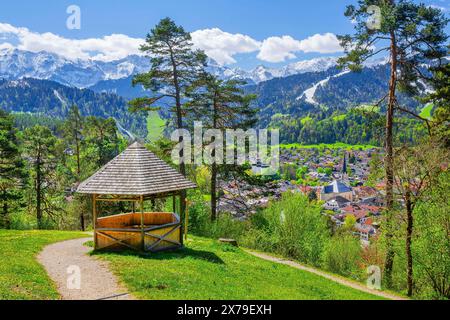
xmin=384 ymin=29 xmax=397 ymax=288
xmin=36 ymin=160 xmax=42 ymax=229
xmin=210 ymin=97 xmax=219 ymax=221
xmin=405 ymin=189 xmax=414 ymax=297
xmin=75 ymin=133 xmax=84 ymax=231
xmin=79 ymin=212 xmax=85 ymax=231
xmin=76 ymin=139 xmax=81 ymax=178
xmin=170 ymin=50 xmax=187 ymax=242
xmin=211 ymin=162 xmax=217 ymax=221
xmin=2 ymin=198 xmax=9 ymax=229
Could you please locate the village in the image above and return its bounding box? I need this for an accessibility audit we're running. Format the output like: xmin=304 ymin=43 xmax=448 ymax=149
xmin=218 ymin=146 xmax=385 ymax=244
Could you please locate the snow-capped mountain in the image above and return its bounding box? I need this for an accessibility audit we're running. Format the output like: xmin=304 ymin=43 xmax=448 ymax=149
xmin=280 ymin=57 xmax=338 ymax=77
xmin=0 ymin=48 xmax=388 ymax=91
xmin=206 ymin=57 xmax=344 ymax=84
xmin=0 ymin=48 xmax=150 ymax=88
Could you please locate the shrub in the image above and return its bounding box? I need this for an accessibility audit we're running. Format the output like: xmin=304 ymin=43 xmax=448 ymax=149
xmin=322 ymin=233 xmax=363 ymax=279
xmin=9 ymin=211 xmax=37 ymax=230
xmin=254 ymin=193 xmax=330 ymax=266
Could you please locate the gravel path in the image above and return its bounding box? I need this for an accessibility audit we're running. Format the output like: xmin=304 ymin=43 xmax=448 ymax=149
xmin=245 ymin=250 xmax=407 ymax=300
xmin=38 ymin=237 xmax=134 ymax=300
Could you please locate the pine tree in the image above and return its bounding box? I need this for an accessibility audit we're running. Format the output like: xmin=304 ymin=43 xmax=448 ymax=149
xmin=129 ymin=17 xmax=207 ymax=216
xmin=23 ymin=125 xmax=58 ymax=229
xmin=63 ymin=105 xmax=85 ymax=230
xmin=83 ymin=116 xmax=120 ymax=168
xmin=338 ymin=0 xmax=448 ymax=286
xmin=0 ymin=110 xmax=26 ymax=228
xmin=187 ymin=74 xmax=257 ymax=220
xmin=422 ymin=54 xmax=450 ymax=146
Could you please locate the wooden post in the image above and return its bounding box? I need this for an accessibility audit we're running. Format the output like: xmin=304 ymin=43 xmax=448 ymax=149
xmin=185 ymin=199 xmax=189 ymax=241
xmin=140 ymin=195 xmax=145 ymax=251
xmin=179 ymin=194 xmax=184 ymax=246
xmin=172 ymin=194 xmax=176 ymax=213
xmin=93 ymin=194 xmax=97 ymax=249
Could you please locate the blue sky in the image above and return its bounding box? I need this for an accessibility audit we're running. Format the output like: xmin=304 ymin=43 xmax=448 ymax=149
xmin=0 ymin=0 xmax=448 ymax=69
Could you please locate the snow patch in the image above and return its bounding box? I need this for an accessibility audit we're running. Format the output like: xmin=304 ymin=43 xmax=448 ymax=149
xmin=297 ymin=70 xmax=350 ymax=105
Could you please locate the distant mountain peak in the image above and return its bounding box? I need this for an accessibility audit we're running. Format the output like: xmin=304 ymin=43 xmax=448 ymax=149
xmin=0 ymin=49 xmax=388 ymax=90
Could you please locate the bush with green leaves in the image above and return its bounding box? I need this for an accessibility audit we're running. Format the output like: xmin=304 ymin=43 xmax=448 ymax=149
xmin=322 ymin=232 xmax=363 ymax=279
xmin=252 ymin=193 xmax=331 ymax=267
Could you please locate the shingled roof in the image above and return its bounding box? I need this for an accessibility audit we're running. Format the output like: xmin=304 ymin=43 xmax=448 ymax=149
xmin=77 ymin=141 xmax=196 ymax=196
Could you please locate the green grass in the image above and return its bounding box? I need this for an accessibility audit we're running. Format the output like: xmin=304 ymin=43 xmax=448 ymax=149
xmin=419 ymin=103 xmax=434 ymax=120
xmin=94 ymin=236 xmax=383 ymax=300
xmin=146 ymin=111 xmax=166 ymax=142
xmin=279 ymin=142 xmax=377 ymax=151
xmin=0 ymin=230 xmax=87 ymax=300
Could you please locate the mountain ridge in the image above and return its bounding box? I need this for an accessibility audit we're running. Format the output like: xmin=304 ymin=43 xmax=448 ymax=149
xmin=0 ymin=48 xmax=387 ymax=88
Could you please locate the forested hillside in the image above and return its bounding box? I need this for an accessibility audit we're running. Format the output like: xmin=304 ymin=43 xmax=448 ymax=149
xmin=249 ymin=64 xmax=422 ymax=126
xmin=244 ymin=64 xmax=426 ymax=145
xmin=0 ymin=78 xmax=147 ymax=137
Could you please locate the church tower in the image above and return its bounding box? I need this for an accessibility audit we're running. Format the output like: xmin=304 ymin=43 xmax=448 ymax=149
xmin=342 ymin=151 xmax=349 ymax=182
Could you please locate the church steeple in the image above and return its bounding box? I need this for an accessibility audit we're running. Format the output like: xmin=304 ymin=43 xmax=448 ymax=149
xmin=342 ymin=151 xmax=349 ymax=182
xmin=342 ymin=152 xmax=347 ymax=175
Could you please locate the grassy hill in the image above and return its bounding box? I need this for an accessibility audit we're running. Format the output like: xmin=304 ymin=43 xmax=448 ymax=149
xmin=146 ymin=111 xmax=166 ymax=142
xmin=1 ymin=230 xmax=383 ymax=300
xmin=0 ymin=230 xmax=87 ymax=300
xmin=94 ymin=236 xmax=383 ymax=300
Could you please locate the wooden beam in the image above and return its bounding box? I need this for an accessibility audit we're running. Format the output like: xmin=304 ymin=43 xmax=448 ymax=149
xmin=94 ymin=191 xmax=181 ymax=202
xmin=96 ymin=231 xmax=139 ymax=251
xmin=179 ymin=194 xmax=184 ymax=246
xmin=172 ymin=194 xmax=176 ymax=213
xmin=140 ymin=195 xmax=145 ymax=251
xmin=185 ymin=199 xmax=189 ymax=241
xmin=93 ymin=194 xmax=97 ymax=249
xmin=97 ymin=198 xmax=140 ymax=202
xmin=146 ymin=225 xmax=181 ymax=251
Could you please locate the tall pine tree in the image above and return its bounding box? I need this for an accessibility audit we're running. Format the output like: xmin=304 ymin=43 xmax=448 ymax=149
xmin=129 ymin=17 xmax=207 ymax=216
xmin=0 ymin=110 xmax=26 ymax=228
xmin=186 ymin=74 xmax=257 ymax=220
xmin=23 ymin=125 xmax=58 ymax=229
xmin=62 ymin=105 xmax=85 ymax=230
xmin=338 ymin=0 xmax=448 ymax=287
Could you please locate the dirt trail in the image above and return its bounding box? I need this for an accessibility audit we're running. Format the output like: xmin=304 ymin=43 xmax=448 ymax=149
xmin=38 ymin=237 xmax=134 ymax=300
xmin=245 ymin=250 xmax=407 ymax=300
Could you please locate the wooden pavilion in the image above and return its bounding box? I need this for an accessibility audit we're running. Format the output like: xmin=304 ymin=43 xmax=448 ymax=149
xmin=77 ymin=141 xmax=196 ymax=252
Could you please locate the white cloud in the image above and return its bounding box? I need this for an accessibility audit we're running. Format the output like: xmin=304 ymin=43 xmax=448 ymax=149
xmin=0 ymin=22 xmax=343 ymax=65
xmin=258 ymin=33 xmax=343 ymax=63
xmin=257 ymin=36 xmax=301 ymax=63
xmin=0 ymin=22 xmax=143 ymax=61
xmin=191 ymin=28 xmax=261 ymax=65
xmin=298 ymin=33 xmax=343 ymax=54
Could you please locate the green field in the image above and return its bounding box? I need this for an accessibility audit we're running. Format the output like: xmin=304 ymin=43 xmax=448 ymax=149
xmin=278 ymin=142 xmax=377 ymax=151
xmin=419 ymin=103 xmax=434 ymax=120
xmin=94 ymin=236 xmax=382 ymax=300
xmin=0 ymin=230 xmax=87 ymax=300
xmin=146 ymin=111 xmax=166 ymax=142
